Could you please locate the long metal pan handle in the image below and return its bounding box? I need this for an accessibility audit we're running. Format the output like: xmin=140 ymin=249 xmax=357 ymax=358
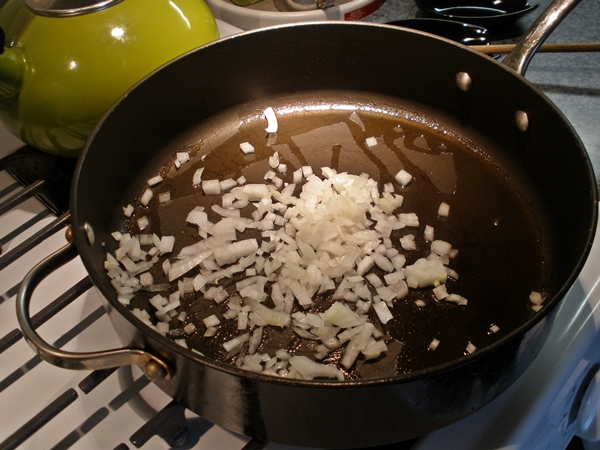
xmin=503 ymin=0 xmax=582 ymax=75
xmin=16 ymin=236 xmax=172 ymax=382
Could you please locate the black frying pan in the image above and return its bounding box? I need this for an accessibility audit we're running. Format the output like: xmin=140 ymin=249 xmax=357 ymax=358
xmin=17 ymin=0 xmax=598 ymax=447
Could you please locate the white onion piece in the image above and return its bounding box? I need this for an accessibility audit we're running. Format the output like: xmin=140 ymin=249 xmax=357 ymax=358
xmin=371 ymin=252 xmax=394 ymax=272
xmin=248 ymin=327 xmax=263 ymax=354
xmin=424 ymin=225 xmax=434 ymax=241
xmin=405 ymin=258 xmax=447 ymax=289
xmin=340 ymin=322 xmax=373 ymax=369
xmin=289 ymin=355 xmax=344 ymax=381
xmin=323 ymin=301 xmax=364 ymax=328
xmin=445 ymin=294 xmax=468 ymax=306
xmin=237 ymin=311 xmax=248 ymax=330
xmin=232 ymin=184 xmax=270 ymax=201
xmin=220 ymin=178 xmax=238 ymax=191
xmin=204 ymin=326 xmax=218 ymax=337
xmin=159 ymin=236 xmax=175 ymax=254
xmin=193 ymin=167 xmax=204 ymax=186
xmin=384 ymin=271 xmax=405 ymax=285
xmin=289 ymin=280 xmax=313 ymax=308
xmin=362 ymin=338 xmax=387 ymax=360
xmin=465 ymin=341 xmax=476 ymax=354
xmin=399 ymin=213 xmax=419 ymax=228
xmin=123 ymin=204 xmax=134 ymax=217
xmin=203 ymin=314 xmax=221 ymax=327
xmin=140 ymin=189 xmax=153 ymax=206
xmin=432 ymin=284 xmax=449 ymax=300
xmin=140 ymin=272 xmax=153 ymax=286
xmin=168 ymin=250 xmax=212 ymax=281
xmin=399 ymin=234 xmax=417 ymax=251
xmin=438 ymin=202 xmax=450 ymax=217
xmin=213 ymin=239 xmax=259 ymax=266
xmin=202 ymin=180 xmax=221 ymax=196
xmin=431 ymin=240 xmax=452 ymax=256
xmin=137 ymin=216 xmax=150 ymax=230
xmin=264 ymin=107 xmax=278 ymax=134
xmin=247 ymin=300 xmax=291 ymax=327
xmin=158 ymin=192 xmax=171 ymax=204
xmin=395 ymin=169 xmax=412 ymax=186
xmin=240 ymin=142 xmax=255 ymax=155
xmin=147 ymin=175 xmax=163 ymax=187
xmin=373 ymin=301 xmax=393 ymax=324
xmin=223 ymin=333 xmax=250 ymax=353
xmin=529 ymin=291 xmax=544 ymax=305
xmin=293 ymin=168 xmax=303 ymax=184
xmin=183 ymin=322 xmax=197 ymax=335
xmin=365 ymin=136 xmax=378 ymax=147
xmin=177 ymin=152 xmax=190 ymax=165
xmin=269 ymin=152 xmax=280 ymax=169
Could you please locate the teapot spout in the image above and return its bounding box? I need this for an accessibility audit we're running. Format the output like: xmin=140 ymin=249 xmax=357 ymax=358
xmin=0 ymin=29 xmax=24 ymax=92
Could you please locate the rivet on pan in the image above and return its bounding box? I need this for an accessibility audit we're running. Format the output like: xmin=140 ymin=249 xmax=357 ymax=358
xmin=515 ymin=111 xmax=529 ymax=132
xmin=455 ymin=72 xmax=473 ymax=92
xmin=144 ymin=359 xmax=170 ymax=382
xmin=83 ymin=222 xmax=95 ymax=246
xmin=65 ymin=226 xmax=74 ymax=243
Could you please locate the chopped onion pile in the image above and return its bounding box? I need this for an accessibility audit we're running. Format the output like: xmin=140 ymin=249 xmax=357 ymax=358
xmin=103 ymin=110 xmax=536 ymax=381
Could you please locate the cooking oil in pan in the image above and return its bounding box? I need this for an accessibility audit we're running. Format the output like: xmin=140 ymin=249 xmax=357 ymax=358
xmin=113 ymin=96 xmax=550 ymax=380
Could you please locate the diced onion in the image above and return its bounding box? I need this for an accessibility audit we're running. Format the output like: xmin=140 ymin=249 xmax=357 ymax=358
xmin=395 ymin=169 xmax=412 ymax=186
xmin=202 ymin=180 xmax=221 ymax=196
xmin=193 ymin=167 xmax=205 ymax=186
xmin=240 ymin=142 xmax=255 ymax=155
xmin=365 ymin=136 xmax=378 ymax=147
xmin=107 ymin=114 xmax=506 ymax=382
xmin=429 ymin=338 xmax=440 ymax=351
xmin=438 ymin=202 xmax=450 ymax=217
xmin=147 ymin=175 xmax=163 ymax=186
xmin=465 ymin=341 xmax=477 ymax=354
xmin=140 ymin=189 xmax=153 ymax=206
xmin=264 ymin=107 xmax=278 ymax=134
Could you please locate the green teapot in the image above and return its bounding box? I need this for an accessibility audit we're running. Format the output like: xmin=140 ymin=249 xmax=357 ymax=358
xmin=0 ymin=0 xmax=219 ymax=157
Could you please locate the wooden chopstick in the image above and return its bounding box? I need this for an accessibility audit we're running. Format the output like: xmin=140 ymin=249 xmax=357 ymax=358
xmin=470 ymin=42 xmax=600 ymax=54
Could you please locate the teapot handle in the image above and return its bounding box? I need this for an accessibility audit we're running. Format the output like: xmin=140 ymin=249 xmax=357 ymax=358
xmin=16 ymin=235 xmax=172 ymax=382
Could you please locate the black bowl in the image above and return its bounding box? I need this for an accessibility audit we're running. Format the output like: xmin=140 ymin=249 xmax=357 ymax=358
xmin=414 ymin=0 xmax=539 ymax=27
xmin=387 ymin=18 xmax=490 ymax=45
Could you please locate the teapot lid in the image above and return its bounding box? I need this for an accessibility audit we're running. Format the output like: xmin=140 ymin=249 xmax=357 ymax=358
xmin=25 ymin=0 xmax=123 ymax=16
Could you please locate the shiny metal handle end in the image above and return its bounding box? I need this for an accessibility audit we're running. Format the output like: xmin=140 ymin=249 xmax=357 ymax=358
xmin=503 ymin=0 xmax=582 ymax=75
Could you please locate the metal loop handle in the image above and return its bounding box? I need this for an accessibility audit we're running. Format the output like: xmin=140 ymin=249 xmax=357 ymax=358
xmin=503 ymin=0 xmax=582 ymax=76
xmin=16 ymin=239 xmax=172 ymax=382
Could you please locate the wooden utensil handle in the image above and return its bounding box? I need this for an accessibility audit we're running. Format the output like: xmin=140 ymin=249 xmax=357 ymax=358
xmin=471 ymin=42 xmax=600 ymax=54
